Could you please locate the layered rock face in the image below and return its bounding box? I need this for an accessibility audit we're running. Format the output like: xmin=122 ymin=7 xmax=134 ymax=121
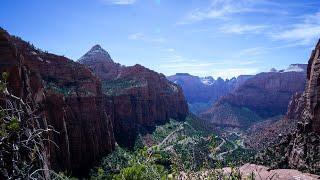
xmin=167 ymin=73 xmax=252 ymax=114
xmin=0 ymin=29 xmax=115 ymax=176
xmin=257 ymin=40 xmax=320 ymax=174
xmin=283 ymin=40 xmax=320 ymax=173
xmin=0 ymin=29 xmax=24 ymax=97
xmin=303 ymin=41 xmax=320 ymax=132
xmin=200 ymin=67 xmax=307 ymax=128
xmin=0 ymin=27 xmax=189 ymax=175
xmin=79 ymin=45 xmax=189 ymax=148
xmin=271 ymin=41 xmax=320 ymax=173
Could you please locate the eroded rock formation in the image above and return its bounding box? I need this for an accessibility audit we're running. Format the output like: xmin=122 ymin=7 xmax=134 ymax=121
xmin=257 ymin=40 xmax=320 ymax=174
xmin=0 ymin=28 xmax=115 ymax=176
xmin=283 ymin=40 xmax=320 ymax=173
xmin=0 ymin=29 xmax=189 ymax=176
xmin=79 ymin=45 xmax=189 ymax=148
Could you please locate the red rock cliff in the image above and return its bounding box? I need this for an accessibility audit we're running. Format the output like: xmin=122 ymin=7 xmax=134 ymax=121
xmin=257 ymin=40 xmax=320 ymax=174
xmin=200 ymin=69 xmax=306 ymax=128
xmin=303 ymin=40 xmax=320 ymax=132
xmin=0 ymin=29 xmax=115 ymax=176
xmin=79 ymin=45 xmax=189 ymax=148
xmin=284 ymin=40 xmax=320 ymax=172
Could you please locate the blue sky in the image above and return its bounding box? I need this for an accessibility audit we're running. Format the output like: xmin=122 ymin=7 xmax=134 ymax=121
xmin=1 ymin=0 xmax=320 ymax=79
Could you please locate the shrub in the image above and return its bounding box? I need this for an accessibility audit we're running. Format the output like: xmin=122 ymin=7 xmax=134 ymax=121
xmin=113 ymin=164 xmax=168 ymax=180
xmin=0 ymin=72 xmax=55 ymax=179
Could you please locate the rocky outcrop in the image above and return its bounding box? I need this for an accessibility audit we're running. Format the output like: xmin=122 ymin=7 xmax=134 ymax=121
xmin=178 ymin=164 xmax=319 ymax=180
xmin=286 ymin=93 xmax=305 ymax=120
xmin=257 ymin=40 xmax=320 ymax=174
xmin=167 ymin=73 xmax=252 ymax=114
xmin=302 ymin=40 xmax=320 ymax=132
xmin=79 ymin=46 xmax=188 ymax=149
xmin=281 ymin=40 xmax=320 ymax=173
xmin=200 ymin=68 xmax=307 ymax=128
xmin=0 ymin=28 xmax=115 ymax=176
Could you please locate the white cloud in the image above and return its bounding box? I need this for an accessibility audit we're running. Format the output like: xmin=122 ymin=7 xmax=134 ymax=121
xmin=161 ymin=62 xmax=215 ymax=77
xmin=162 ymin=60 xmax=260 ymax=79
xmin=178 ymin=0 xmax=279 ymax=25
xmin=161 ymin=62 xmax=222 ymax=69
xmin=128 ymin=33 xmax=144 ymax=40
xmin=220 ymin=24 xmax=268 ymax=34
xmin=160 ymin=52 xmax=225 ymax=76
xmin=236 ymin=47 xmax=268 ymax=57
xmin=101 ymin=0 xmax=136 ymax=5
xmin=128 ymin=33 xmax=166 ymax=43
xmin=271 ymin=12 xmax=320 ymax=45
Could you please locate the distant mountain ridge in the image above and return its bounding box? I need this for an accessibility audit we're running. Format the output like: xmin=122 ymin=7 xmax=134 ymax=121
xmin=200 ymin=64 xmax=307 ymax=128
xmin=167 ymin=73 xmax=252 ymax=114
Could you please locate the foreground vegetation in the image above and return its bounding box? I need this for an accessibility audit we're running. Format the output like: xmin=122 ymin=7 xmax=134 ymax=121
xmin=89 ymin=116 xmax=256 ymax=179
xmin=0 ymin=72 xmax=60 ymax=179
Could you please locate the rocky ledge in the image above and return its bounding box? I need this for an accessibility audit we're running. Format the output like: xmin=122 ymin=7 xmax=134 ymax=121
xmin=178 ymin=164 xmax=319 ymax=180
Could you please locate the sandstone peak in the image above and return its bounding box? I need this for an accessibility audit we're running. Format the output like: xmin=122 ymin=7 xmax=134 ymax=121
xmin=78 ymin=44 xmax=113 ymax=64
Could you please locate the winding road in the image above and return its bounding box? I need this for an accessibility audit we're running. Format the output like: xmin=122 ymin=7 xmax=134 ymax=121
xmin=148 ymin=122 xmax=243 ymax=162
xmin=209 ymin=131 xmax=244 ymax=160
xmin=215 ymin=140 xmax=239 ymax=160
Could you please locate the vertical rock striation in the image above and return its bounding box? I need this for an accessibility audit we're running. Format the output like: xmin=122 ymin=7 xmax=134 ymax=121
xmin=258 ymin=40 xmax=320 ymax=174
xmin=0 ymin=28 xmax=115 ymax=176
xmin=0 ymin=28 xmax=189 ymax=176
xmin=284 ymin=40 xmax=320 ymax=173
